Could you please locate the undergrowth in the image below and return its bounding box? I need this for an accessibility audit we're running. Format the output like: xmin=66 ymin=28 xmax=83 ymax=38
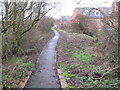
xmin=73 ymin=50 xmax=95 ymax=62
xmin=57 ymin=29 xmax=119 ymax=88
xmin=3 ymin=57 xmax=35 ymax=88
xmin=59 ymin=63 xmax=120 ymax=88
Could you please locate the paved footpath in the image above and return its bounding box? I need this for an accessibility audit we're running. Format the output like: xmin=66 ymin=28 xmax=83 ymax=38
xmin=27 ymin=28 xmax=61 ymax=88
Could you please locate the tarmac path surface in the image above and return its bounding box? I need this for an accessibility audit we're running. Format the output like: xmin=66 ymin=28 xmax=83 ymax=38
xmin=27 ymin=28 xmax=60 ymax=88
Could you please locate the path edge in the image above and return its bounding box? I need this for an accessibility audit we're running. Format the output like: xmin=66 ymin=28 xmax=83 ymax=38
xmin=57 ymin=69 xmax=68 ymax=89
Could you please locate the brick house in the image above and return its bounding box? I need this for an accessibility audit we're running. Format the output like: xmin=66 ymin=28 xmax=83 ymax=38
xmin=60 ymin=16 xmax=71 ymax=29
xmin=61 ymin=0 xmax=119 ymax=30
xmin=112 ymin=0 xmax=120 ymax=12
xmin=111 ymin=0 xmax=120 ymax=28
xmin=71 ymin=7 xmax=112 ymax=29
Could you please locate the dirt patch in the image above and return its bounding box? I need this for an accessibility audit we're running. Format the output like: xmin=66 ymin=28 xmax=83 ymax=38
xmin=57 ymin=32 xmax=94 ymax=63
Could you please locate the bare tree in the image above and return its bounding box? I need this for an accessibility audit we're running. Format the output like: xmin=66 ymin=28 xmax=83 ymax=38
xmin=1 ymin=0 xmax=58 ymax=59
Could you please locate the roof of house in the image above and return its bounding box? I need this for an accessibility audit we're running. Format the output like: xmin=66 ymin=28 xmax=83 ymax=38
xmin=75 ymin=7 xmax=112 ymax=18
xmin=61 ymin=16 xmax=71 ymax=21
xmin=113 ymin=0 xmax=120 ymax=2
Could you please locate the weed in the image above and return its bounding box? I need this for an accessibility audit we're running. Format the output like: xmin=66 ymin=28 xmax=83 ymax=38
xmin=59 ymin=63 xmax=120 ymax=88
xmin=85 ymin=82 xmax=92 ymax=87
xmin=38 ymin=36 xmax=44 ymax=41
xmin=63 ymin=72 xmax=76 ymax=79
xmin=60 ymin=64 xmax=82 ymax=72
xmin=67 ymin=84 xmax=79 ymax=88
xmin=3 ymin=57 xmax=35 ymax=88
xmin=54 ymin=28 xmax=63 ymax=32
xmin=94 ymin=42 xmax=103 ymax=46
xmin=73 ymin=50 xmax=95 ymax=62
xmin=78 ymin=76 xmax=120 ymax=88
xmin=63 ymin=42 xmax=68 ymax=47
xmin=59 ymin=63 xmax=101 ymax=73
xmin=65 ymin=49 xmax=77 ymax=56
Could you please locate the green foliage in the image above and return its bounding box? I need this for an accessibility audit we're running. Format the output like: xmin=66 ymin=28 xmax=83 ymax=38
xmin=59 ymin=63 xmax=120 ymax=88
xmin=102 ymin=80 xmax=109 ymax=85
xmin=78 ymin=76 xmax=120 ymax=88
xmin=63 ymin=72 xmax=76 ymax=79
xmin=85 ymin=82 xmax=92 ymax=86
xmin=73 ymin=50 xmax=95 ymax=62
xmin=59 ymin=64 xmax=76 ymax=79
xmin=60 ymin=63 xmax=101 ymax=73
xmin=67 ymin=84 xmax=78 ymax=88
xmin=92 ymin=36 xmax=97 ymax=39
xmin=63 ymin=42 xmax=68 ymax=47
xmin=60 ymin=64 xmax=82 ymax=72
xmin=3 ymin=57 xmax=35 ymax=88
xmin=54 ymin=28 xmax=64 ymax=32
xmin=38 ymin=36 xmax=44 ymax=41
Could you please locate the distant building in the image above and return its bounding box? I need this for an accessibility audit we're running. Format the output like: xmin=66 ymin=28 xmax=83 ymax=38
xmin=72 ymin=7 xmax=111 ymax=20
xmin=71 ymin=7 xmax=112 ymax=29
xmin=60 ymin=16 xmax=71 ymax=29
xmin=61 ymin=16 xmax=71 ymax=21
xmin=60 ymin=3 xmax=119 ymax=30
xmin=112 ymin=0 xmax=120 ymax=28
xmin=112 ymin=0 xmax=120 ymax=12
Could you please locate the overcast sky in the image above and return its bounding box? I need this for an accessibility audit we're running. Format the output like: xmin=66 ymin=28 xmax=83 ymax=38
xmin=47 ymin=0 xmax=114 ymax=19
xmin=0 ymin=0 xmax=114 ymax=19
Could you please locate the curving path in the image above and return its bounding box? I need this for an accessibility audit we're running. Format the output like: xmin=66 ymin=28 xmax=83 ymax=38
xmin=27 ymin=27 xmax=60 ymax=88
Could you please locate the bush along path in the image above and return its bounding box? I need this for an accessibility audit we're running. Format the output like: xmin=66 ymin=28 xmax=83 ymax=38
xmin=26 ymin=28 xmax=60 ymax=88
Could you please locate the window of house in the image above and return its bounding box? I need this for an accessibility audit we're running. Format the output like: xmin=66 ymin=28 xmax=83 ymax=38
xmin=94 ymin=11 xmax=100 ymax=16
xmin=83 ymin=10 xmax=89 ymax=15
xmin=109 ymin=10 xmax=111 ymax=14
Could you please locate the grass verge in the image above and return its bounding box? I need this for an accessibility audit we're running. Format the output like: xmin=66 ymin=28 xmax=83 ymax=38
xmin=59 ymin=63 xmax=120 ymax=88
xmin=57 ymin=31 xmax=120 ymax=88
xmin=3 ymin=57 xmax=35 ymax=88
